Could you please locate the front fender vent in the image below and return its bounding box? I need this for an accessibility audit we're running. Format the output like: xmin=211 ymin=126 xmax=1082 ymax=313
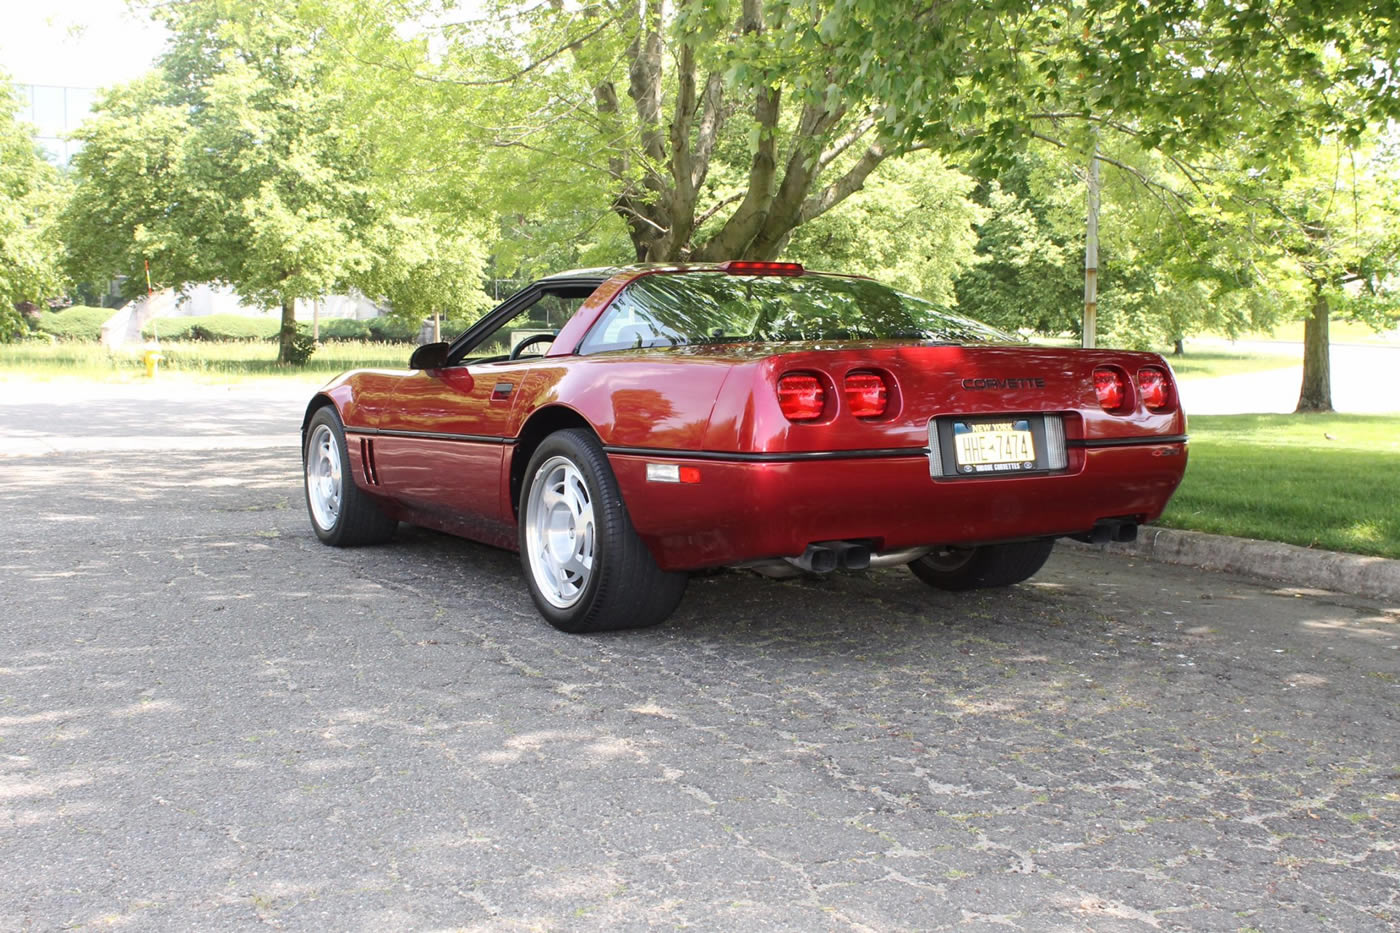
xmin=360 ymin=437 xmax=381 ymax=486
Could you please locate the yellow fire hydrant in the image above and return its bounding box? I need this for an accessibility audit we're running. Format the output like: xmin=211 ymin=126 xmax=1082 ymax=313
xmin=142 ymin=343 xmax=164 ymax=378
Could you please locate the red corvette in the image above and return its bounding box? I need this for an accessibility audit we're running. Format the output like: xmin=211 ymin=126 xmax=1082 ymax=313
xmin=302 ymin=262 xmax=1187 ymax=632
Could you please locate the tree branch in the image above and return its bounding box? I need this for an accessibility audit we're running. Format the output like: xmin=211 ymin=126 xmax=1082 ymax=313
xmin=1028 ymin=131 xmax=1193 ymax=205
xmin=816 ymin=115 xmax=877 ymax=172
xmin=691 ymin=73 xmax=726 ymax=190
xmin=693 ymin=0 xmax=782 ymax=260
xmin=798 ymin=141 xmax=888 ymax=225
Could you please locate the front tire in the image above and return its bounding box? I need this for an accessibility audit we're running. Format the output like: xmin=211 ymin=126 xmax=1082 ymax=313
xmin=519 ymin=428 xmax=687 ymax=633
xmin=304 ymin=406 xmax=397 ymax=547
xmin=908 ymin=538 xmax=1055 ymax=591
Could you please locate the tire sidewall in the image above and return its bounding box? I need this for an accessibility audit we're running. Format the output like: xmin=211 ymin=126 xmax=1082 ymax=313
xmin=304 ymin=407 xmax=348 ymax=545
xmin=517 ymin=430 xmax=613 ymax=631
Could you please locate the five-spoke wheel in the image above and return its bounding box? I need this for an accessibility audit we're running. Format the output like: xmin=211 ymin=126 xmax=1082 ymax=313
xmin=303 ymin=407 xmax=397 ymax=547
xmin=524 ymin=456 xmax=597 ymax=609
xmin=518 ymin=429 xmax=687 ymax=633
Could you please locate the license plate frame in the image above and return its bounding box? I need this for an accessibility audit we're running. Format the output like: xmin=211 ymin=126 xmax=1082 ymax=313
xmin=930 ymin=414 xmax=1059 ymax=478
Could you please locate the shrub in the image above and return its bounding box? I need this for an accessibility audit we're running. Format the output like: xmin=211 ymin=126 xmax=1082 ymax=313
xmin=366 ymin=316 xmax=422 ymax=342
xmin=317 ymin=318 xmax=373 ymax=341
xmin=1 ymin=306 xmax=26 ymax=343
xmin=143 ymin=314 xmax=281 ymax=341
xmin=35 ymin=305 xmax=113 ymax=341
xmin=283 ymin=327 xmax=318 ymax=365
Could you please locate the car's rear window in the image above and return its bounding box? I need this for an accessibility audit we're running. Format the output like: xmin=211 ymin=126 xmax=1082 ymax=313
xmin=577 ymin=272 xmax=1010 ymax=354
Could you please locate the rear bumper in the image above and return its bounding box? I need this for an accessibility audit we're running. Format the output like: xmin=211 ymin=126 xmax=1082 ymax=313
xmin=609 ymin=442 xmax=1187 ymax=571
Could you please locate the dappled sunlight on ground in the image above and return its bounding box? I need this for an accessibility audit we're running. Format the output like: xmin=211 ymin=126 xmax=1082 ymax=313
xmin=0 ymin=401 xmax=1397 ymax=928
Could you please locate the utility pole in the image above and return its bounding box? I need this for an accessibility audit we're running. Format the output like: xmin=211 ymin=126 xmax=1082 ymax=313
xmin=1083 ymin=140 xmax=1100 ymax=349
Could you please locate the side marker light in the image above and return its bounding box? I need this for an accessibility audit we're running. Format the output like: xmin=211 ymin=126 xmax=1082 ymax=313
xmin=646 ymin=463 xmax=701 ymax=484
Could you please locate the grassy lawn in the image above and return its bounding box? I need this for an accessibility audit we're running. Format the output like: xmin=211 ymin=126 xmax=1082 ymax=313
xmin=1159 ymin=350 xmax=1297 ymax=378
xmin=1159 ymin=413 xmax=1400 ymax=559
xmin=1241 ymin=319 xmax=1400 ymax=345
xmin=0 ymin=339 xmax=418 ymax=384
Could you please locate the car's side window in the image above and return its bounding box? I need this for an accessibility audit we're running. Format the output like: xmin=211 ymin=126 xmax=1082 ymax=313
xmin=577 ymin=290 xmax=685 ymax=355
xmin=461 ymin=291 xmax=587 ymax=363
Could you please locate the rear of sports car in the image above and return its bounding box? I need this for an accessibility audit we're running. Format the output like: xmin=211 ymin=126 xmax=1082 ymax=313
xmin=596 ymin=266 xmax=1187 ymax=580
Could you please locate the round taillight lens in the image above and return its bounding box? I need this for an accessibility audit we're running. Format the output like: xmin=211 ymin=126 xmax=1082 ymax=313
xmin=777 ymin=373 xmax=825 ymax=421
xmin=844 ymin=370 xmax=888 ymax=418
xmin=1093 ymin=367 xmax=1129 ymax=412
xmin=1137 ymin=367 xmax=1171 ymax=411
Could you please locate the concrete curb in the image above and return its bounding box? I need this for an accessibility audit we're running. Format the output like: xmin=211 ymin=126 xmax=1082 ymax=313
xmin=1067 ymin=526 xmax=1400 ymax=604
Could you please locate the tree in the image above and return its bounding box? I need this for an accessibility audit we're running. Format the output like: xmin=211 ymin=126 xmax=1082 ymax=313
xmin=0 ymin=74 xmax=67 ymax=339
xmin=1222 ymin=142 xmax=1400 ymax=411
xmin=62 ymin=0 xmax=471 ymax=363
xmin=784 ymin=151 xmax=984 ymax=302
xmin=331 ymin=0 xmax=956 ymax=265
xmin=335 ymin=0 xmax=1400 ymax=314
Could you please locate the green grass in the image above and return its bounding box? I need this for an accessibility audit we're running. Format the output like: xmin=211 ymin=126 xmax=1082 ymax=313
xmin=1160 ymin=350 xmax=1297 ymax=379
xmin=1241 ymin=320 xmax=1400 ymax=345
xmin=0 ymin=338 xmax=419 ymax=384
xmin=1159 ymin=413 xmax=1400 ymax=558
xmin=1028 ymin=340 xmax=1299 ymax=378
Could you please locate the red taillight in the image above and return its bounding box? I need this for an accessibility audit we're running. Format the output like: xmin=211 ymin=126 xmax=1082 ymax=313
xmin=1094 ymin=367 xmax=1129 ymax=412
xmin=1137 ymin=367 xmax=1171 ymax=411
xmin=777 ymin=373 xmax=825 ymax=421
xmin=844 ymin=370 xmax=888 ymax=418
xmin=721 ymin=260 xmax=805 ymax=276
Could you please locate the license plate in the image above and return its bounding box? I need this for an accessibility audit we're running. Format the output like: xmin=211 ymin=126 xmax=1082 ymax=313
xmin=952 ymin=419 xmax=1037 ymax=474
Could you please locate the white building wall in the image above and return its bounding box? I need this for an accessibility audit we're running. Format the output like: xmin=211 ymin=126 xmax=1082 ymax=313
xmin=165 ymin=284 xmax=386 ymax=320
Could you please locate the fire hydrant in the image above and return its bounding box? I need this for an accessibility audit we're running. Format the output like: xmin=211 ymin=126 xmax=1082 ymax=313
xmin=142 ymin=344 xmax=164 ymax=378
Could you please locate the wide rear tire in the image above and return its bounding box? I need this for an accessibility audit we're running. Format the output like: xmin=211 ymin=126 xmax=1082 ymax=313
xmin=519 ymin=428 xmax=687 ymax=633
xmin=908 ymin=539 xmax=1055 ymax=591
xmin=303 ymin=407 xmax=397 ymax=547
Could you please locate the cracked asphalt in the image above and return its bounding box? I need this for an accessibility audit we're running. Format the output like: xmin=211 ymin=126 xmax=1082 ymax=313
xmin=1 ymin=383 xmax=1398 ymax=931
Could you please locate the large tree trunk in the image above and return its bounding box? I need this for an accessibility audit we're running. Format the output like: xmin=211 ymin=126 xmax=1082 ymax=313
xmin=1295 ymin=285 xmax=1332 ymax=412
xmin=594 ymin=0 xmax=894 ymax=264
xmin=277 ymin=296 xmax=298 ymax=365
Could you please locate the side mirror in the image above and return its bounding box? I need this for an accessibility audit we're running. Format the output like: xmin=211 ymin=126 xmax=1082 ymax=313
xmin=409 ymin=341 xmax=449 ymax=371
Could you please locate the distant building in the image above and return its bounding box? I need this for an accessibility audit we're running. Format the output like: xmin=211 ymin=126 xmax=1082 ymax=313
xmin=16 ymin=83 xmax=96 ymax=165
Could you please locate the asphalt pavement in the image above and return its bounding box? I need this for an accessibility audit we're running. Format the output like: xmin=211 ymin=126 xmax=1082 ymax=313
xmin=0 ymin=379 xmax=1397 ymax=931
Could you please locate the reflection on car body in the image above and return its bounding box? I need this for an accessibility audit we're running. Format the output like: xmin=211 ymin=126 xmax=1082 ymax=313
xmin=302 ymin=262 xmax=1187 ymax=633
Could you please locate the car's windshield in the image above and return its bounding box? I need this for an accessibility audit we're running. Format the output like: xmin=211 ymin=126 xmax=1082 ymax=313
xmin=578 ymin=272 xmax=1011 ymax=354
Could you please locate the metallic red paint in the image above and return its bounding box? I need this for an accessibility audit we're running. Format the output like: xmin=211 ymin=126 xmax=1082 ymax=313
xmin=609 ymin=444 xmax=1186 ymax=570
xmin=305 ymin=266 xmax=1188 ymax=573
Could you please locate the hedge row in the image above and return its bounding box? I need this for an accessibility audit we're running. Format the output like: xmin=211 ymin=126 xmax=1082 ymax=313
xmin=35 ymin=306 xmax=113 ymax=341
xmin=139 ymin=314 xmax=428 ymax=342
xmin=143 ymin=314 xmax=283 ymax=341
xmin=32 ymin=307 xmax=433 ymax=343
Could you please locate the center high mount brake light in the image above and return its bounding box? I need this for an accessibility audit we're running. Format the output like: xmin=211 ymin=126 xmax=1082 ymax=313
xmin=720 ymin=261 xmax=805 ymax=276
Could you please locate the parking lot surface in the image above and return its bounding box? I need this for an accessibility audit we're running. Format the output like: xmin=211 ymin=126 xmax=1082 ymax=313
xmin=1 ymin=384 xmax=1397 ymax=931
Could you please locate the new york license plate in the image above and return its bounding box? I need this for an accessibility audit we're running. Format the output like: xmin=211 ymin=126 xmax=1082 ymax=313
xmin=952 ymin=419 xmax=1037 ymax=474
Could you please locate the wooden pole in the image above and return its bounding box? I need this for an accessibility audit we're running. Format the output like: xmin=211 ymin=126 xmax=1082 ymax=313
xmin=1083 ymin=140 xmax=1100 ymax=349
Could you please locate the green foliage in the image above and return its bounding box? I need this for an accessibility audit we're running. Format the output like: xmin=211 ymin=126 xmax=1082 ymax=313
xmin=142 ymin=314 xmax=282 ymax=341
xmin=365 ymin=316 xmax=422 ymax=342
xmin=35 ymin=306 xmax=112 ymax=341
xmin=61 ymin=0 xmax=490 ymax=363
xmin=954 ymin=155 xmax=1083 ymax=335
xmin=1 ymin=73 xmax=69 ymax=337
xmin=785 ymin=152 xmax=983 ymax=303
xmin=317 ymin=318 xmax=372 ymax=341
xmin=284 ymin=327 xmax=318 ymax=366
